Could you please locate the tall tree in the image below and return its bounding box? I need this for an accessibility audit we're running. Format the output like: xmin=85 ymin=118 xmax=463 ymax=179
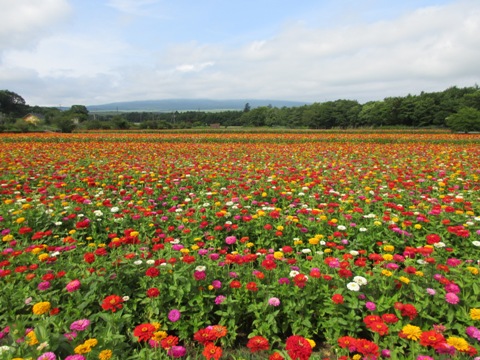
xmin=0 ymin=90 xmax=27 ymax=116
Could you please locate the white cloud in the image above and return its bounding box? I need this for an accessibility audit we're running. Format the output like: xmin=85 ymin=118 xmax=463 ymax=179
xmin=106 ymin=0 xmax=161 ymax=16
xmin=0 ymin=0 xmax=71 ymax=50
xmin=1 ymin=0 xmax=480 ymax=106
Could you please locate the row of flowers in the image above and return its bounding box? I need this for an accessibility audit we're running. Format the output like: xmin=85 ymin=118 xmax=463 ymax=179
xmin=0 ymin=132 xmax=479 ymax=359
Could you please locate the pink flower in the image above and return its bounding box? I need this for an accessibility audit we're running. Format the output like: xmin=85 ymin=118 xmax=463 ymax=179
xmin=38 ymin=281 xmax=51 ymax=291
xmin=168 ymin=345 xmax=187 ymax=358
xmin=66 ymin=279 xmax=81 ymax=292
xmin=225 ymin=236 xmax=237 ymax=245
xmin=366 ymin=302 xmax=376 ymax=311
xmin=168 ymin=309 xmax=181 ymax=322
xmin=268 ymin=297 xmax=281 ymax=306
xmin=215 ymin=295 xmax=226 ymax=305
xmin=445 ymin=292 xmax=460 ymax=304
xmin=37 ymin=352 xmax=56 ymax=360
xmin=70 ymin=319 xmax=90 ymax=331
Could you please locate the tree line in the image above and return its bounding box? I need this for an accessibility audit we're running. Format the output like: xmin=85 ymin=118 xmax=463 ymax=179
xmin=1 ymin=86 xmax=480 ymax=132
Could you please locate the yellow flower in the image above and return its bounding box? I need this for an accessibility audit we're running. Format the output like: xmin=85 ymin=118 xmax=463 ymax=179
xmin=16 ymin=217 xmax=25 ymax=224
xmin=398 ymin=276 xmax=410 ymax=284
xmin=273 ymin=251 xmax=283 ymax=260
xmin=98 ymin=350 xmax=113 ymax=360
xmin=415 ymin=271 xmax=424 ymax=277
xmin=306 ymin=338 xmax=316 ymax=349
xmin=69 ymin=229 xmax=76 ymax=235
xmin=246 ymin=242 xmax=254 ymax=248
xmin=130 ymin=231 xmax=139 ymax=237
xmin=84 ymin=338 xmax=98 ymax=348
xmin=382 ymin=254 xmax=393 ymax=261
xmin=352 ymin=355 xmax=362 ymax=360
xmin=276 ymin=225 xmax=284 ymax=231
xmin=293 ymin=239 xmax=303 ymax=246
xmin=470 ymin=308 xmax=480 ymax=320
xmin=467 ymin=267 xmax=479 ymax=275
xmin=446 ymin=336 xmax=470 ymax=351
xmin=383 ymin=245 xmax=394 ymax=252
xmin=308 ymin=238 xmax=319 ymax=245
xmin=151 ymin=331 xmax=168 ymax=341
xmin=401 ymin=324 xmax=422 ymax=341
xmin=26 ymin=330 xmax=39 ymax=346
xmin=381 ymin=270 xmax=392 ymax=277
xmin=32 ymin=301 xmax=51 ymax=315
xmin=324 ymin=248 xmax=332 ymax=253
xmin=2 ymin=234 xmax=14 ymax=242
xmin=414 ymin=224 xmax=422 ymax=230
xmin=38 ymin=253 xmax=49 ymax=262
xmin=74 ymin=343 xmax=92 ymax=354
xmin=191 ymin=245 xmax=199 ymax=251
xmin=152 ymin=322 xmax=161 ymax=330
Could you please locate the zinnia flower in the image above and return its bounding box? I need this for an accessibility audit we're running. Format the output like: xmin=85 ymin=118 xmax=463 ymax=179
xmin=168 ymin=309 xmax=181 ymax=322
xmin=101 ymin=295 xmax=123 ymax=312
xmin=32 ymin=302 xmax=51 ymax=315
xmin=202 ymin=343 xmax=222 ymax=360
xmin=268 ymin=297 xmax=281 ymax=306
xmin=133 ymin=323 xmax=156 ymax=342
xmin=366 ymin=301 xmax=376 ymax=311
xmin=70 ymin=319 xmax=90 ymax=331
xmin=285 ymin=335 xmax=312 ymax=360
xmin=332 ymin=294 xmax=344 ymax=304
xmin=347 ymin=282 xmax=360 ymax=291
xmin=247 ymin=336 xmax=270 ymax=352
xmin=400 ymin=324 xmax=422 ymax=341
xmin=445 ymin=292 xmax=460 ymax=304
xmin=98 ymin=349 xmax=113 ymax=360
xmin=470 ymin=308 xmax=480 ymax=320
xmin=215 ymin=295 xmax=226 ymax=305
xmin=37 ymin=352 xmax=56 ymax=360
xmin=66 ymin=279 xmax=81 ymax=292
xmin=167 ymin=346 xmax=187 ymax=358
xmin=446 ymin=336 xmax=470 ymax=352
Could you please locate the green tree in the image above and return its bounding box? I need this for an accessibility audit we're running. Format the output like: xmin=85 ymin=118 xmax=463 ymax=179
xmin=445 ymin=107 xmax=480 ymax=132
xmin=70 ymin=105 xmax=89 ymax=122
xmin=56 ymin=115 xmax=77 ymax=133
xmin=0 ymin=90 xmax=27 ymax=116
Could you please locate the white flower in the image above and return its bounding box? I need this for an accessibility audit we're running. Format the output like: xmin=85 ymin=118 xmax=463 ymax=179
xmin=110 ymin=207 xmax=119 ymax=213
xmin=0 ymin=346 xmax=11 ymax=354
xmin=54 ymin=221 xmax=62 ymax=226
xmin=472 ymin=241 xmax=480 ymax=247
xmin=337 ymin=225 xmax=346 ymax=231
xmin=301 ymin=249 xmax=311 ymax=254
xmin=146 ymin=259 xmax=155 ymax=265
xmin=347 ymin=282 xmax=360 ymax=291
xmin=433 ymin=242 xmax=446 ymax=248
xmin=359 ymin=227 xmax=367 ymax=232
xmin=122 ymin=296 xmax=130 ymax=301
xmin=195 ymin=266 xmax=206 ymax=272
xmin=93 ymin=210 xmax=103 ymax=217
xmin=289 ymin=270 xmax=300 ymax=278
xmin=36 ymin=342 xmax=49 ymax=351
xmin=349 ymin=250 xmax=359 ymax=256
xmin=417 ymin=259 xmax=426 ymax=265
xmin=133 ymin=260 xmax=143 ymax=265
xmin=353 ymin=276 xmax=368 ymax=286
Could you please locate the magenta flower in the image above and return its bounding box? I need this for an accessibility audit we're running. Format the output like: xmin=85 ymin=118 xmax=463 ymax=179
xmin=445 ymin=292 xmax=460 ymax=304
xmin=365 ymin=301 xmax=376 ymax=311
xmin=215 ymin=295 xmax=226 ymax=305
xmin=168 ymin=309 xmax=181 ymax=322
xmin=225 ymin=236 xmax=237 ymax=245
xmin=268 ymin=297 xmax=281 ymax=306
xmin=65 ymin=356 xmax=86 ymax=360
xmin=37 ymin=352 xmax=56 ymax=360
xmin=211 ymin=280 xmax=222 ymax=289
xmin=416 ymin=356 xmax=434 ymax=360
xmin=66 ymin=279 xmax=81 ymax=292
xmin=38 ymin=281 xmax=51 ymax=291
xmin=70 ymin=319 xmax=90 ymax=331
xmin=168 ymin=345 xmax=187 ymax=358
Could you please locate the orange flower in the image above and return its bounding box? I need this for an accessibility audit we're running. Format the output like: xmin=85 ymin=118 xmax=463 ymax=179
xmin=203 ymin=343 xmax=222 ymax=360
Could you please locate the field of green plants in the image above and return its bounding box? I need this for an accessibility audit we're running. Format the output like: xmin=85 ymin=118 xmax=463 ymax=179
xmin=0 ymin=131 xmax=479 ymax=360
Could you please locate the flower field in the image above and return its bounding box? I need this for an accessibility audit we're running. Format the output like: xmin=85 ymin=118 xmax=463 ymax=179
xmin=1 ymin=131 xmax=480 ymax=360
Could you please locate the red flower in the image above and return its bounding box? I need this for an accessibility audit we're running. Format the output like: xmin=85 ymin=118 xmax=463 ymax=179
xmin=363 ymin=315 xmax=382 ymax=326
xmin=133 ymin=323 xmax=156 ymax=342
xmin=261 ymin=259 xmax=277 ymax=270
xmin=381 ymin=313 xmax=399 ymax=324
xmin=160 ymin=335 xmax=179 ymax=350
xmin=101 ymin=295 xmax=124 ymax=312
xmin=84 ymin=253 xmax=95 ymax=264
xmin=367 ymin=321 xmax=389 ymax=336
xmin=419 ymin=330 xmax=445 ymax=348
xmin=203 ymin=343 xmax=222 ymax=360
xmin=355 ymin=338 xmax=379 ymax=358
xmin=246 ymin=282 xmax=258 ymax=292
xmin=146 ymin=287 xmax=160 ymax=298
xmin=145 ymin=267 xmax=160 ymax=277
xmin=247 ymin=336 xmax=270 ymax=353
xmin=293 ymin=274 xmax=308 ymax=288
xmin=193 ymin=328 xmax=217 ymax=345
xmin=400 ymin=303 xmax=418 ymax=320
xmin=269 ymin=352 xmax=285 ymax=360
xmin=337 ymin=336 xmax=356 ymax=349
xmin=285 ymin=335 xmax=312 ymax=360
xmin=229 ymin=280 xmax=241 ymax=288
xmin=332 ymin=294 xmax=344 ymax=304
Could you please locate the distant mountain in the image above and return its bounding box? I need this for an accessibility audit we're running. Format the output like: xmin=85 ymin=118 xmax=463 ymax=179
xmin=87 ymin=99 xmax=309 ymax=112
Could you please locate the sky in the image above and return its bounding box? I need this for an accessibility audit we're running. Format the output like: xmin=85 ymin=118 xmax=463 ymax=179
xmin=1 ymin=0 xmax=479 ymax=107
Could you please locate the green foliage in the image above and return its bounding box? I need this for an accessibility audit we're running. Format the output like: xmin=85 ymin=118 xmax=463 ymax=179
xmin=446 ymin=107 xmax=480 ymax=132
xmin=0 ymin=90 xmax=26 ymax=117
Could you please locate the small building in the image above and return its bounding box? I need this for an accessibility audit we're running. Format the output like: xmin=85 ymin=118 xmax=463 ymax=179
xmin=22 ymin=113 xmax=43 ymax=125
